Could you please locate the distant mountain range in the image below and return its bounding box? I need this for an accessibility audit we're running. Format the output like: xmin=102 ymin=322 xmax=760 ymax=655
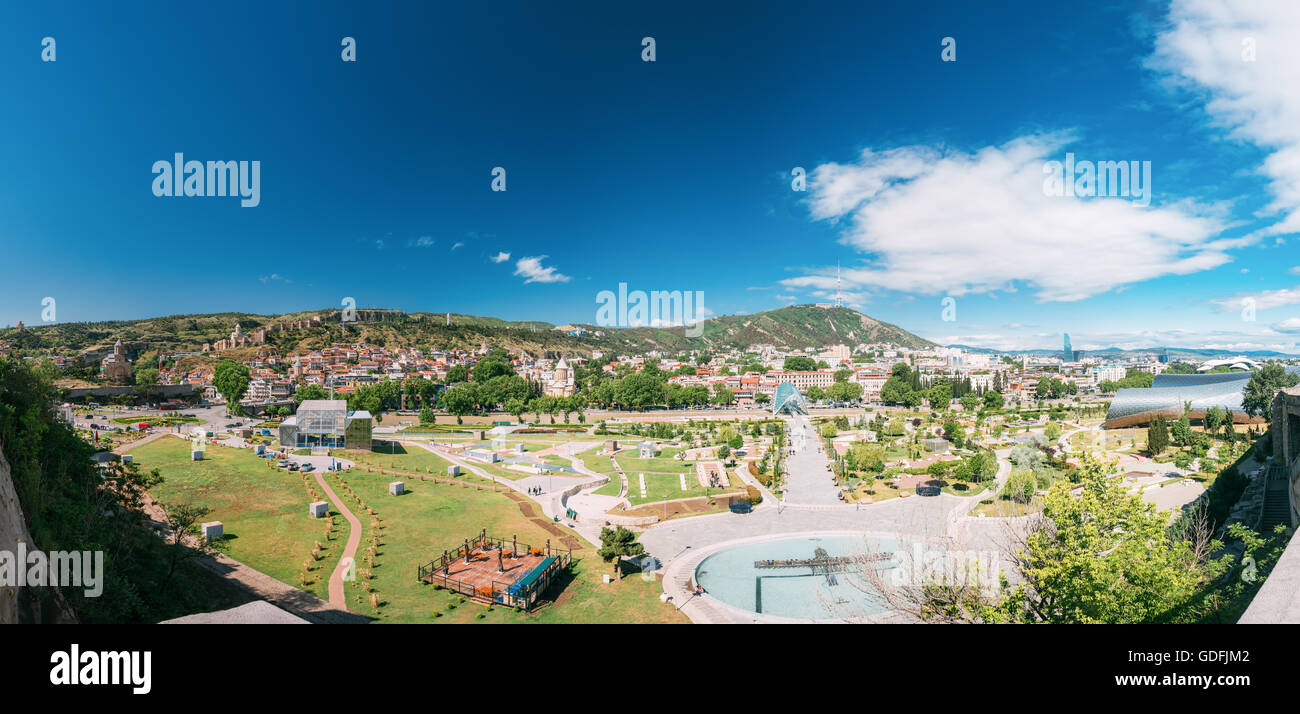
xmin=945 ymin=344 xmax=1300 ymax=359
xmin=0 ymin=305 xmax=935 ymax=361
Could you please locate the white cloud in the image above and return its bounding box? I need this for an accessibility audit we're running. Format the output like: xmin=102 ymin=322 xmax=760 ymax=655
xmin=1210 ymin=285 xmax=1300 ymax=312
xmin=785 ymin=134 xmax=1230 ymax=302
xmin=514 ymin=256 xmax=571 ymax=284
xmin=1151 ymin=0 xmax=1300 ymax=236
xmin=450 ymin=242 xmax=464 ymax=251
xmin=1272 ymin=317 xmax=1300 ymax=333
xmin=410 ymin=235 xmax=435 ymax=248
xmin=490 ymin=251 xmax=511 ymax=263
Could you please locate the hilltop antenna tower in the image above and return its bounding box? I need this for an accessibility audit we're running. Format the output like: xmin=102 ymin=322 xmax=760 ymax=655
xmin=836 ymin=262 xmax=842 ymax=308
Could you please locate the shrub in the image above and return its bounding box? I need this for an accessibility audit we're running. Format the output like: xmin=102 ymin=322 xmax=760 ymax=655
xmin=1002 ymin=469 xmax=1036 ymax=504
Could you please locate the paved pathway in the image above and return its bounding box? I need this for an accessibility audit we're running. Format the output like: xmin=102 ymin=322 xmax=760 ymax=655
xmin=780 ymin=415 xmax=842 ymax=505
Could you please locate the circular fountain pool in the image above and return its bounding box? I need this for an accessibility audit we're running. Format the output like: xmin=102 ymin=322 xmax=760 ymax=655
xmin=693 ymin=534 xmax=897 ymax=621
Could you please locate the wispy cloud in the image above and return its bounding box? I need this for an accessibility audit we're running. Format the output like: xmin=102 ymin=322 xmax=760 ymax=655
xmin=514 ymin=255 xmax=571 ymax=284
xmin=450 ymin=241 xmax=464 ymax=251
xmin=1210 ymin=286 xmax=1300 ymax=312
xmin=1150 ymin=0 xmax=1300 ymax=236
xmin=784 ymin=134 xmax=1231 ymax=303
xmin=409 ymin=235 xmax=435 ymax=248
xmin=490 ymin=251 xmax=511 ymax=263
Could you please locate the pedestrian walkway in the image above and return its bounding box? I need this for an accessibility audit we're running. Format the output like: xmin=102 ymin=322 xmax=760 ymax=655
xmin=314 ymin=473 xmax=361 ymax=609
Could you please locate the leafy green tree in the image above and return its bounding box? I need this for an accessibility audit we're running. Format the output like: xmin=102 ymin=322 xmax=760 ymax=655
xmin=960 ymin=393 xmax=980 ymax=412
xmin=213 ymin=359 xmax=250 ymax=415
xmin=982 ymin=390 xmax=1004 ymax=410
xmin=711 ymin=384 xmax=735 ymax=407
xmin=1242 ymin=364 xmax=1299 ymax=420
xmin=445 ymin=364 xmax=470 ymax=383
xmin=783 ymin=356 xmax=817 ymax=371
xmin=754 ymin=391 xmax=771 ymax=405
xmin=614 ymin=372 xmax=665 ymax=410
xmin=1147 ymin=416 xmax=1170 ymax=456
xmin=294 ymin=383 xmax=328 ymax=404
xmin=133 ymin=367 xmax=159 ymax=399
xmin=441 ymin=383 xmax=476 ymax=424
xmin=1171 ymin=415 xmax=1192 ymax=446
xmin=1203 ymin=405 xmax=1224 ymax=433
xmin=472 ymin=350 xmax=515 ymax=382
xmin=927 ymin=383 xmax=952 ymax=411
xmin=504 ymin=397 xmax=526 ymax=423
xmin=598 ymin=526 xmax=644 ymax=580
xmin=988 ymin=455 xmax=1232 ymax=624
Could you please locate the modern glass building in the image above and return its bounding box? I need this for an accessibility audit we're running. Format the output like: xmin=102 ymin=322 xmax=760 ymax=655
xmin=1104 ymin=372 xmax=1256 ymax=428
xmin=772 ymin=381 xmax=808 ymax=415
xmin=278 ymin=399 xmax=373 ymax=449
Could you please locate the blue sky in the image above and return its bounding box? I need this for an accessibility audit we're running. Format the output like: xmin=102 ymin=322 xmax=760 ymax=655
xmin=3 ymin=0 xmax=1300 ymax=352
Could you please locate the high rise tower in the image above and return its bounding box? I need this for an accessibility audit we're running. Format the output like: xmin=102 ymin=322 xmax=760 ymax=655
xmin=1063 ymin=333 xmax=1073 ymax=362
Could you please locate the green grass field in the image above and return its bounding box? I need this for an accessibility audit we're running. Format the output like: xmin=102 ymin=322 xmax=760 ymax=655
xmin=321 ymin=467 xmax=685 ymax=623
xmin=131 ymin=437 xmax=336 ymax=601
xmin=615 ymin=453 xmax=692 ymax=474
xmin=578 ymin=451 xmax=617 ymax=473
xmin=592 ymin=477 xmax=623 ymax=498
xmin=333 ymin=443 xmax=457 ymax=476
xmin=132 ymin=435 xmax=686 ymax=624
xmin=624 ymin=471 xmax=710 ymax=506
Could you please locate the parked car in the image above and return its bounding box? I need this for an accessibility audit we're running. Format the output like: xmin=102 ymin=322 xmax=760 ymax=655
xmin=300 ymin=463 xmax=315 ymax=472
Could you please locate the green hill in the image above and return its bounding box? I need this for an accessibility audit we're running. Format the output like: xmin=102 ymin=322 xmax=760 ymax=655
xmin=0 ymin=305 xmax=933 ymax=361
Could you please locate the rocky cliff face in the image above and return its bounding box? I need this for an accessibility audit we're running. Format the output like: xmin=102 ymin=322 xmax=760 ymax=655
xmin=0 ymin=440 xmax=77 ymax=624
xmin=0 ymin=441 xmax=39 ymax=623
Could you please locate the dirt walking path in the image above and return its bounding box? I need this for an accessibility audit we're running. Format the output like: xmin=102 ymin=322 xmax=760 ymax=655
xmin=315 ymin=473 xmax=362 ymax=609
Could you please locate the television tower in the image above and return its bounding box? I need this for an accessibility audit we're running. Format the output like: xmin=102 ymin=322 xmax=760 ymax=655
xmin=836 ymin=261 xmax=842 ymax=308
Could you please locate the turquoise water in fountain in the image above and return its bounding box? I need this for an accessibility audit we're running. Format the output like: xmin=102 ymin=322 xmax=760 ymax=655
xmin=694 ymin=535 xmax=897 ymax=620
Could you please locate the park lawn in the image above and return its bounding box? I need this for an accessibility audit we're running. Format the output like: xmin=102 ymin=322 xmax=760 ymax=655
xmin=615 ymin=454 xmax=692 ymax=474
xmin=624 ymin=471 xmax=709 ymax=506
xmin=592 ymin=478 xmax=622 ymax=497
xmin=846 ymin=481 xmax=902 ymax=503
xmin=330 ymin=468 xmax=685 ymax=623
xmin=332 ymin=444 xmax=456 ymax=476
xmin=131 ymin=436 xmax=337 ymax=602
xmin=942 ymin=479 xmax=993 ymax=497
xmin=578 ymin=451 xmax=617 ymax=473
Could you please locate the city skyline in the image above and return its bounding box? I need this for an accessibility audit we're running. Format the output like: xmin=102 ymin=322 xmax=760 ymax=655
xmin=4 ymin=1 xmax=1300 ymax=354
